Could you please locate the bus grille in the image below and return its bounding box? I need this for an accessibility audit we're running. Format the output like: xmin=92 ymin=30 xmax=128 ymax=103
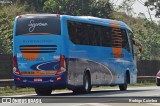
xmin=20 ymin=45 xmax=57 ymax=53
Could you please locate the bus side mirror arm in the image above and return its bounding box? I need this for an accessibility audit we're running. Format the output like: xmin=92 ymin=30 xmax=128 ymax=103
xmin=132 ymin=38 xmax=142 ymax=53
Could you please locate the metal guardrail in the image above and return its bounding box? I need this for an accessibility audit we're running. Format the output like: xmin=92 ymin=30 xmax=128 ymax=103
xmin=0 ymin=79 xmax=14 ymax=82
xmin=0 ymin=79 xmax=14 ymax=87
xmin=137 ymin=76 xmax=156 ymax=83
xmin=137 ymin=76 xmax=156 ymax=78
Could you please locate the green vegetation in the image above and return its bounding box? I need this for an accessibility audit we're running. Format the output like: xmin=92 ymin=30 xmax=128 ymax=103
xmin=113 ymin=12 xmax=160 ymax=60
xmin=0 ymin=87 xmax=35 ymax=96
xmin=44 ymin=0 xmax=113 ymax=18
xmin=0 ymin=4 xmax=33 ymax=54
xmin=0 ymin=0 xmax=159 ymax=61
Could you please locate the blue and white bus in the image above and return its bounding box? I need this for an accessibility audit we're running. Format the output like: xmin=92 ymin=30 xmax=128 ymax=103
xmin=13 ymin=14 xmax=138 ymax=95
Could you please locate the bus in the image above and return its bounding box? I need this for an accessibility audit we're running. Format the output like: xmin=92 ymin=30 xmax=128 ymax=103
xmin=13 ymin=14 xmax=138 ymax=95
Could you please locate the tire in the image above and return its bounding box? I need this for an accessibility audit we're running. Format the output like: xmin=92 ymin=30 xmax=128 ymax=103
xmin=156 ymin=83 xmax=160 ymax=86
xmin=156 ymin=78 xmax=160 ymax=86
xmin=35 ymin=88 xmax=52 ymax=95
xmin=119 ymin=74 xmax=128 ymax=91
xmin=72 ymin=72 xmax=92 ymax=94
xmin=82 ymin=73 xmax=92 ymax=93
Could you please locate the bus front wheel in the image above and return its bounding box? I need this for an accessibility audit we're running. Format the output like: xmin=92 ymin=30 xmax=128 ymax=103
xmin=35 ymin=88 xmax=52 ymax=95
xmin=82 ymin=72 xmax=92 ymax=93
xmin=119 ymin=74 xmax=128 ymax=91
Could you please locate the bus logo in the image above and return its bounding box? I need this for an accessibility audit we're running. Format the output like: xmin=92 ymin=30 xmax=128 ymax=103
xmin=28 ymin=20 xmax=48 ymax=32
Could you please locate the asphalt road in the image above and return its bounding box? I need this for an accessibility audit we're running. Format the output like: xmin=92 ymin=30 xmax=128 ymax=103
xmin=1 ymin=86 xmax=160 ymax=106
xmin=49 ymin=86 xmax=160 ymax=97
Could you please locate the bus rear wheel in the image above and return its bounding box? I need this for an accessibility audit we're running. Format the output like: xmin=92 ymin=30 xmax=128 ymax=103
xmin=35 ymin=88 xmax=52 ymax=95
xmin=73 ymin=72 xmax=91 ymax=94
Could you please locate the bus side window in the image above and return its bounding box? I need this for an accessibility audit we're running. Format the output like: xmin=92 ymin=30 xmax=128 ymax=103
xmin=87 ymin=24 xmax=93 ymax=45
xmin=128 ymin=31 xmax=135 ymax=59
xmin=122 ymin=29 xmax=130 ymax=52
xmin=101 ymin=26 xmax=112 ymax=47
xmin=76 ymin=22 xmax=83 ymax=44
xmin=67 ymin=21 xmax=80 ymax=44
xmin=92 ymin=25 xmax=101 ymax=46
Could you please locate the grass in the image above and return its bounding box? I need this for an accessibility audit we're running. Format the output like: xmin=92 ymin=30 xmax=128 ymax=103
xmin=0 ymin=83 xmax=156 ymax=96
xmin=0 ymin=86 xmax=35 ymax=96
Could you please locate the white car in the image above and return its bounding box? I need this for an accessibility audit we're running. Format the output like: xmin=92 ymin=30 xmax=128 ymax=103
xmin=156 ymin=70 xmax=160 ymax=86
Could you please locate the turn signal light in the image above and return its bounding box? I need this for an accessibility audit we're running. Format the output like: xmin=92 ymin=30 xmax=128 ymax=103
xmin=56 ymin=77 xmax=61 ymax=81
xmin=16 ymin=77 xmax=21 ymax=81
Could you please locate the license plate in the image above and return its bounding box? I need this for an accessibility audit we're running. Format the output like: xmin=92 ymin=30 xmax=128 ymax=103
xmin=34 ymin=78 xmax=42 ymax=82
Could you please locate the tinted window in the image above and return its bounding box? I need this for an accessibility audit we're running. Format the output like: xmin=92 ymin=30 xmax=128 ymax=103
xmin=111 ymin=27 xmax=129 ymax=50
xmin=67 ymin=20 xmax=112 ymax=47
xmin=67 ymin=20 xmax=129 ymax=49
xmin=16 ymin=15 xmax=61 ymax=35
xmin=122 ymin=29 xmax=130 ymax=51
xmin=128 ymin=30 xmax=134 ymax=57
xmin=101 ymin=27 xmax=112 ymax=47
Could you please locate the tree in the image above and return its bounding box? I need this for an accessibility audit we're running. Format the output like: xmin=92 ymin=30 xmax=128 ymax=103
xmin=0 ymin=4 xmax=29 ymax=54
xmin=116 ymin=0 xmax=136 ymax=17
xmin=3 ymin=0 xmax=48 ymax=12
xmin=145 ymin=0 xmax=160 ymax=18
xmin=44 ymin=0 xmax=113 ymax=18
xmin=113 ymin=12 xmax=160 ymax=60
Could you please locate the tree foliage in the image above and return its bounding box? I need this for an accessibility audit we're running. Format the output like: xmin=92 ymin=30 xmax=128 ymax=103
xmin=0 ymin=4 xmax=31 ymax=54
xmin=44 ymin=0 xmax=113 ymax=18
xmin=145 ymin=0 xmax=160 ymax=18
xmin=11 ymin=0 xmax=47 ymax=12
xmin=113 ymin=9 xmax=160 ymax=60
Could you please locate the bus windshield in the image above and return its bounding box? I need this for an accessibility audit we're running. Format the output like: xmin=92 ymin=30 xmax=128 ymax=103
xmin=16 ymin=15 xmax=61 ymax=35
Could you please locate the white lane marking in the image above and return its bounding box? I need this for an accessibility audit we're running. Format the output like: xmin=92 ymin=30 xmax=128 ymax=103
xmin=70 ymin=103 xmax=110 ymax=106
xmin=69 ymin=104 xmax=86 ymax=106
xmin=148 ymin=103 xmax=160 ymax=106
xmin=86 ymin=103 xmax=111 ymax=106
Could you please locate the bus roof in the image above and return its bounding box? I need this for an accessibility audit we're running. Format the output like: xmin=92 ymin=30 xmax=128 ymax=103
xmin=62 ymin=15 xmax=132 ymax=32
xmin=17 ymin=14 xmax=132 ymax=32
